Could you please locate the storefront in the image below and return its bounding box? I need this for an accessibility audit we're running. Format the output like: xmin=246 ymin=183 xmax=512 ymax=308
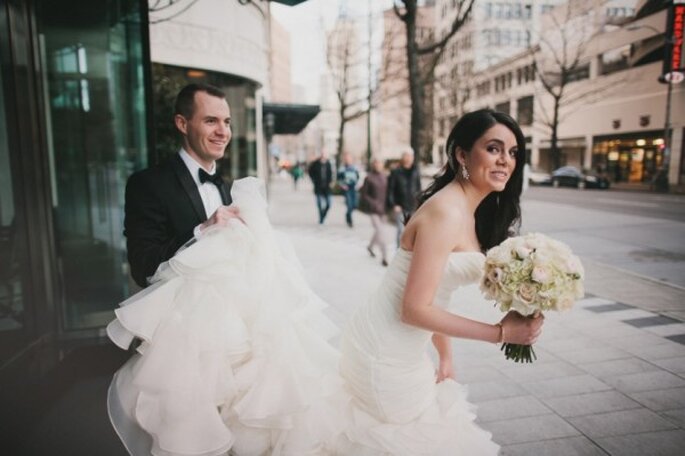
xmin=0 ymin=0 xmax=151 ymax=425
xmin=592 ymin=131 xmax=664 ymax=183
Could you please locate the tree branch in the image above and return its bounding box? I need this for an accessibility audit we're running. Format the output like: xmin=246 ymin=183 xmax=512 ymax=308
xmin=417 ymin=0 xmax=474 ymax=55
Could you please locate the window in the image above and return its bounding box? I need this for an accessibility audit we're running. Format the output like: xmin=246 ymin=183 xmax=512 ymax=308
xmin=495 ymin=101 xmax=510 ymax=115
xmin=600 ymin=45 xmax=630 ymax=75
xmin=541 ymin=4 xmax=555 ymax=15
xmin=517 ymin=96 xmax=534 ymax=126
xmin=566 ymin=63 xmax=590 ymax=83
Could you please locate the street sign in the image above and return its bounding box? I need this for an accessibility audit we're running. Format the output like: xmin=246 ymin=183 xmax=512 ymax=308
xmin=664 ymin=71 xmax=685 ymax=83
xmin=662 ymin=0 xmax=685 ymax=81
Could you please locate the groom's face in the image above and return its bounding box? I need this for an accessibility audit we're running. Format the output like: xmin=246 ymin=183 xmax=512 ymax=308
xmin=177 ymin=91 xmax=232 ymax=166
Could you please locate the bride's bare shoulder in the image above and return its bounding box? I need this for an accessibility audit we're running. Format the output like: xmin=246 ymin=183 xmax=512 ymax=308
xmin=410 ymin=189 xmax=470 ymax=235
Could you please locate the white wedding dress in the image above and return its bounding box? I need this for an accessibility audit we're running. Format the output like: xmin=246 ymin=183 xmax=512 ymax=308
xmin=107 ymin=177 xmax=499 ymax=456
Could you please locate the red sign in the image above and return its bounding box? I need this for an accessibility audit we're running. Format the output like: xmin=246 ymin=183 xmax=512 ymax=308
xmin=664 ymin=0 xmax=685 ymax=78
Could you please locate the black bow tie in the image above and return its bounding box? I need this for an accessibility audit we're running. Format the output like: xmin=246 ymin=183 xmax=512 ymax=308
xmin=198 ymin=168 xmax=224 ymax=188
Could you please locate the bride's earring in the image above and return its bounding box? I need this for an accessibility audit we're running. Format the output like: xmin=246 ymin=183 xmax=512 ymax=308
xmin=461 ymin=165 xmax=470 ymax=181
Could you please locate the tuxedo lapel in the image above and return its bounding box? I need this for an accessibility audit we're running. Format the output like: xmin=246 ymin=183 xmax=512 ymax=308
xmin=220 ymin=179 xmax=233 ymax=206
xmin=171 ymin=154 xmax=207 ymax=220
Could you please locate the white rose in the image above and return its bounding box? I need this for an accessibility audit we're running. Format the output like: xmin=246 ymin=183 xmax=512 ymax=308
xmin=531 ymin=266 xmax=551 ymax=284
xmin=517 ymin=283 xmax=537 ymax=304
xmin=515 ymin=245 xmax=532 ymax=259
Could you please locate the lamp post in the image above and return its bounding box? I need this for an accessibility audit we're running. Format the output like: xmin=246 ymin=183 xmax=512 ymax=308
xmin=366 ymin=1 xmax=373 ymax=171
xmin=626 ymin=22 xmax=676 ymax=192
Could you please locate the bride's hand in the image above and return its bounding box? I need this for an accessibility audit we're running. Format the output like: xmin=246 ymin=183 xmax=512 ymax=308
xmin=435 ymin=359 xmax=456 ymax=383
xmin=500 ymin=311 xmax=544 ymax=345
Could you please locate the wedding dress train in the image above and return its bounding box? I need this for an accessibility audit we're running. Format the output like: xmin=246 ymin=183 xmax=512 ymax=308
xmin=107 ymin=177 xmax=499 ymax=456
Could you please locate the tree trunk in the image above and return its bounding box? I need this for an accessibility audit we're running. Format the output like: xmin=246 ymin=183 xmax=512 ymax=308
xmin=551 ymin=95 xmax=561 ymax=170
xmin=337 ymin=104 xmax=346 ymax=167
xmin=403 ymin=3 xmax=424 ymax=171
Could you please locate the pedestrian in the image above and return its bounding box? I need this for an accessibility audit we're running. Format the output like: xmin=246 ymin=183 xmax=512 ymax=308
xmin=337 ymin=152 xmax=360 ymax=228
xmin=386 ymin=146 xmax=421 ymax=248
xmin=290 ymin=162 xmax=304 ymax=190
xmin=359 ymin=157 xmax=389 ymax=266
xmin=123 ymin=83 xmax=240 ymax=288
xmin=307 ymin=151 xmax=333 ymax=224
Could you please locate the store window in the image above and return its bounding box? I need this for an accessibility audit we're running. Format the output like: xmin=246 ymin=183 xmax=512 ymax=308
xmin=36 ymin=0 xmax=149 ymax=330
xmin=592 ymin=135 xmax=663 ymax=183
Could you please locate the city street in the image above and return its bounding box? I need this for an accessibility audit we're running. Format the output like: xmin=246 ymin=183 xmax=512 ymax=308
xmin=522 ymin=186 xmax=685 ymax=292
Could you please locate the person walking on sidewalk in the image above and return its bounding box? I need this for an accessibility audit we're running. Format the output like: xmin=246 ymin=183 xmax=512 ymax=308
xmin=308 ymin=151 xmax=333 ymax=224
xmin=337 ymin=152 xmax=360 ymax=228
xmin=359 ymin=157 xmax=389 ymax=266
xmin=386 ymin=146 xmax=421 ymax=247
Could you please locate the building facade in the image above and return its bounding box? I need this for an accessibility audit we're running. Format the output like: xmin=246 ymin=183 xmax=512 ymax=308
xmin=454 ymin=0 xmax=683 ymax=189
xmin=433 ymin=0 xmax=567 ymax=162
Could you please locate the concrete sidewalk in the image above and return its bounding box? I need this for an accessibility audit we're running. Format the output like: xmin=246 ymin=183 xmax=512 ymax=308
xmin=267 ymin=174 xmax=685 ymax=456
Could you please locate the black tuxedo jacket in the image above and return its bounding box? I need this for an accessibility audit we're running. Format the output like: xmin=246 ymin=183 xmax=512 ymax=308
xmin=124 ymin=154 xmax=232 ymax=287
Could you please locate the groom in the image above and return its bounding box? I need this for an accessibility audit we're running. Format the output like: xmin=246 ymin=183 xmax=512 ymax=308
xmin=124 ymin=83 xmax=240 ymax=288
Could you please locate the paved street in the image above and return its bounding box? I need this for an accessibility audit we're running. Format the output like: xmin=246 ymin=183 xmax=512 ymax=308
xmin=522 ymin=186 xmax=685 ymax=291
xmin=268 ymin=174 xmax=685 ymax=455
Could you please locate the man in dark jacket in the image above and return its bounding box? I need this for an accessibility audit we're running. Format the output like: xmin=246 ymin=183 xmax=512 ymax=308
xmin=124 ymin=83 xmax=239 ymax=288
xmin=386 ymin=147 xmax=421 ymax=248
xmin=308 ymin=151 xmax=333 ymax=224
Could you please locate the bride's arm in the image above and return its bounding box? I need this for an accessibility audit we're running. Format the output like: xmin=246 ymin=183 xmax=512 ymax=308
xmin=432 ymin=333 xmax=455 ymax=382
xmin=400 ymin=210 xmax=541 ymax=345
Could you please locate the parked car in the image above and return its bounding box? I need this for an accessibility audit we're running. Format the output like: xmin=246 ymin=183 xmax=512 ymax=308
xmin=551 ymin=166 xmax=610 ymax=189
xmin=527 ymin=167 xmax=552 ymax=186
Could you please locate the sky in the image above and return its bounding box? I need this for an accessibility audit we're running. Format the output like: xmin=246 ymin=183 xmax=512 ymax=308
xmin=271 ymin=0 xmax=395 ymax=103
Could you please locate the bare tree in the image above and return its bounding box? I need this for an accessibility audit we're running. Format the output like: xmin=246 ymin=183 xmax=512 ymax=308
xmin=326 ymin=17 xmax=405 ymax=164
xmin=393 ymin=0 xmax=475 ymax=167
xmin=149 ymin=0 xmax=201 ymax=24
xmin=326 ymin=21 xmax=372 ymax=163
xmin=531 ymin=0 xmax=619 ymax=170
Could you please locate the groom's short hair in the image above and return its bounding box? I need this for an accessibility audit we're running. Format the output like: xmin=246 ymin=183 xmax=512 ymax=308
xmin=174 ymin=83 xmax=227 ymax=119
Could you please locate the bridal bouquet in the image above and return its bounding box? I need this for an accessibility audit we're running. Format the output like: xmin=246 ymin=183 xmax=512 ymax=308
xmin=480 ymin=233 xmax=584 ymax=363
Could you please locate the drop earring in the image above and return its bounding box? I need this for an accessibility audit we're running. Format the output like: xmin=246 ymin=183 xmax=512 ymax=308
xmin=461 ymin=165 xmax=470 ymax=180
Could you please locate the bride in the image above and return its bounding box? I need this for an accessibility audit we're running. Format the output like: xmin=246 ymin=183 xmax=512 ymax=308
xmin=107 ymin=109 xmax=544 ymax=456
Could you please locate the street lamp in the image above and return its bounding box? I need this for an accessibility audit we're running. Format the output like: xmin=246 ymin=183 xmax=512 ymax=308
xmin=626 ymin=22 xmax=674 ymax=191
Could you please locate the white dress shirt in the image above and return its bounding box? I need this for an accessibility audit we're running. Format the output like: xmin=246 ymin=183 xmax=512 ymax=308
xmin=178 ymin=149 xmax=224 ymax=238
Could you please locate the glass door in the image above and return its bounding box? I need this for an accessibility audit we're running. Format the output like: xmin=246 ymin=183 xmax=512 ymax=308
xmin=0 ymin=19 xmax=28 ymax=364
xmin=36 ymin=0 xmax=148 ymax=330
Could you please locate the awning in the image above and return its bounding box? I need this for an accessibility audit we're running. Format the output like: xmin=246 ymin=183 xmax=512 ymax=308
xmin=271 ymin=0 xmax=309 ymax=5
xmin=263 ymin=103 xmax=320 ymax=135
xmin=539 ymin=137 xmax=586 ymax=149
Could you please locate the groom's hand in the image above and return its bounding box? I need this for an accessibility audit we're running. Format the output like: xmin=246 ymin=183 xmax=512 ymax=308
xmin=200 ymin=205 xmax=242 ymax=232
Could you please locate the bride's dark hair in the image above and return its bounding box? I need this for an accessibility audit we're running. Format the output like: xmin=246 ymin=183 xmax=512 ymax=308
xmin=416 ymin=109 xmax=526 ymax=251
